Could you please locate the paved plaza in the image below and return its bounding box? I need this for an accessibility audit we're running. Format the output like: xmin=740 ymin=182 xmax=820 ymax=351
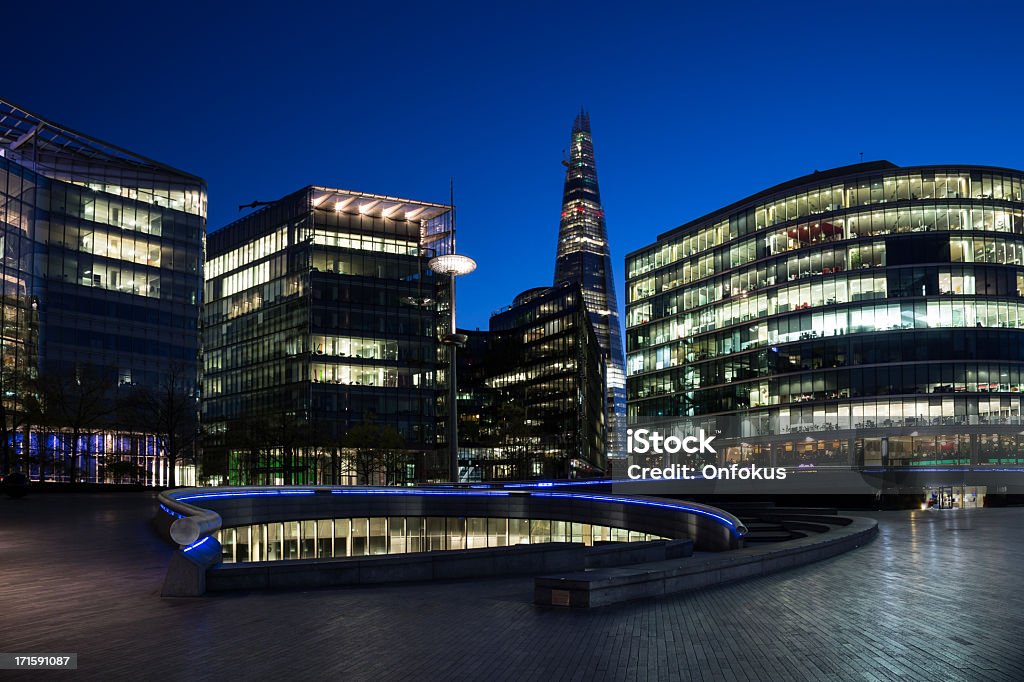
xmin=1 ymin=493 xmax=1022 ymax=681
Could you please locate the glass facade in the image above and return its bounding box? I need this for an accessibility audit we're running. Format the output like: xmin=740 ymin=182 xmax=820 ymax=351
xmin=0 ymin=99 xmax=205 ymax=484
xmin=215 ymin=515 xmax=666 ymax=563
xmin=203 ymin=187 xmax=452 ymax=485
xmin=626 ymin=162 xmax=1024 ymax=471
xmin=456 ymin=282 xmax=607 ymax=480
xmin=553 ymin=111 xmax=626 ymax=458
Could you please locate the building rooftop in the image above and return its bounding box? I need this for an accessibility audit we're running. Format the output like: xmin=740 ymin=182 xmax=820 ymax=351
xmin=0 ymin=97 xmax=204 ymax=184
xmin=309 ymin=186 xmax=451 ymax=222
xmin=641 ymin=160 xmax=1024 ymax=251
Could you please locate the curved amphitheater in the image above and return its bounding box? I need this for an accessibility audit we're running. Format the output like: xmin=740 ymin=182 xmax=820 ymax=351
xmin=155 ymin=485 xmax=877 ymax=607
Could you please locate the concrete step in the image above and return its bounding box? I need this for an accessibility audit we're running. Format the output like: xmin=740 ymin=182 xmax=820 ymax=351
xmin=743 ymin=530 xmax=803 ymax=542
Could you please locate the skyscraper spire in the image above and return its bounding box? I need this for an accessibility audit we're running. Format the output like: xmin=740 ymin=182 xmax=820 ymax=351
xmin=554 ymin=110 xmax=626 ymax=460
xmin=573 ymin=108 xmax=590 ymax=134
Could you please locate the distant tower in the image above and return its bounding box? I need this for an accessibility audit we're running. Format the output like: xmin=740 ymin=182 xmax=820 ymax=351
xmin=554 ymin=109 xmax=626 ymax=460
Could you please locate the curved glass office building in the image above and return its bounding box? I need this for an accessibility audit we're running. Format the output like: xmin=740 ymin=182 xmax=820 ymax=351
xmin=626 ymin=162 xmax=1024 ymax=503
xmin=0 ymin=98 xmax=205 ymax=486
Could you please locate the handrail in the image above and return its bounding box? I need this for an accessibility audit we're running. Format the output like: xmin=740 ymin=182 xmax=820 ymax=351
xmin=157 ymin=489 xmax=222 ymax=547
xmin=158 ymin=484 xmax=747 ymax=540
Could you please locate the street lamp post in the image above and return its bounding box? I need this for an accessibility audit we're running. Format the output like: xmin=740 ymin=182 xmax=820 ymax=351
xmin=428 ymin=253 xmax=477 ymax=482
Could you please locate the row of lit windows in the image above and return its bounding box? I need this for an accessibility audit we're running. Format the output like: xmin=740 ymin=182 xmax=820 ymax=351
xmin=78 ymin=229 xmax=160 ymax=268
xmin=67 ymin=180 xmax=205 ymax=216
xmin=629 ymin=394 xmax=1021 ymax=424
xmin=487 ymin=358 xmax=581 ymax=390
xmin=42 ymin=219 xmax=201 ymax=272
xmin=310 ymin=362 xmax=433 ymax=388
xmin=627 ymin=298 xmax=1024 ymax=375
xmin=630 ymin=241 xmax=1024 ymax=337
xmin=214 ymin=254 xmax=287 ymax=299
xmin=215 ymin=516 xmax=668 ymax=563
xmin=203 ymin=274 xmax=305 ymax=323
xmin=715 ymin=435 xmax=1024 ymax=468
xmin=628 ymin=205 xmax=1024 ymax=302
xmin=311 ymin=230 xmax=419 ymax=256
xmin=631 ymin=357 xmax=1024 ymax=400
xmin=48 ymin=183 xmax=204 ymax=240
xmin=522 ymin=315 xmax=573 ymax=344
xmin=309 ymin=334 xmax=399 ymax=361
xmin=631 ymin=264 xmax=1024 ymax=341
xmin=644 ymin=363 xmax=1024 ymax=414
xmin=715 ymin=434 xmax=1024 ymax=468
xmin=207 ymin=330 xmax=413 ymax=374
xmin=628 ymin=171 xmax=1024 ymax=277
xmin=629 ymin=241 xmax=887 ymax=304
xmin=207 ymin=227 xmax=288 ymax=279
xmin=629 ymin=272 xmax=892 ymax=331
xmin=630 ymin=331 xmax=1024 ymax=394
xmin=42 ymin=251 xmax=203 ymax=302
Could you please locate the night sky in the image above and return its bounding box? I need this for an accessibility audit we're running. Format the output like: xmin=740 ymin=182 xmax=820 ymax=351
xmin=6 ymin=1 xmax=1024 ymax=331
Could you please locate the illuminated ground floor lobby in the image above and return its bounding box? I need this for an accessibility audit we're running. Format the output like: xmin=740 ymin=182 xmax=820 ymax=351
xmin=215 ymin=516 xmax=669 ymax=564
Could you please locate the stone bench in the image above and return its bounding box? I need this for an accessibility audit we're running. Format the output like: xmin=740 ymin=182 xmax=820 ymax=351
xmin=535 ymin=516 xmax=878 ymax=608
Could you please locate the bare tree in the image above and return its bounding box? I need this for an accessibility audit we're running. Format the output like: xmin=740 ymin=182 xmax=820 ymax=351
xmin=123 ymin=364 xmax=199 ymax=489
xmin=0 ymin=365 xmax=37 ymax=478
xmin=495 ymin=403 xmax=533 ymax=480
xmin=224 ymin=416 xmax=266 ymax=485
xmin=36 ymin=364 xmax=118 ymax=484
xmin=342 ymin=421 xmax=407 ymax=485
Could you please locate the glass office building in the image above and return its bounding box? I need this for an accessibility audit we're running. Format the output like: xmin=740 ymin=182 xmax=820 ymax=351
xmin=0 ymin=99 xmax=205 ymax=485
xmin=203 ymin=187 xmax=452 ymax=485
xmin=553 ymin=111 xmax=626 ymax=459
xmin=457 ymin=282 xmax=607 ymax=480
xmin=626 ymin=162 xmax=1024 ymax=503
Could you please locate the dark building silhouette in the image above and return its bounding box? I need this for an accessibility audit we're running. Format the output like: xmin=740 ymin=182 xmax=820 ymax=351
xmin=457 ymin=282 xmax=606 ymax=480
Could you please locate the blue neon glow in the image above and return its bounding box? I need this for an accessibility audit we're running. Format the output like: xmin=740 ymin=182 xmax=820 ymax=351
xmin=331 ymin=488 xmax=510 ymax=497
xmin=503 ymin=478 xmax=621 ymax=489
xmin=530 ymin=491 xmax=741 ymax=535
xmin=183 ymin=536 xmax=213 ymax=553
xmin=168 ymin=486 xmax=743 ymax=537
xmin=176 ymin=489 xmax=315 ymax=502
xmin=159 ymin=503 xmax=185 ymax=519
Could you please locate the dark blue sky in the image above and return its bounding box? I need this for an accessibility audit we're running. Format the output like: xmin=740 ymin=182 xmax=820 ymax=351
xmin=7 ymin=1 xmax=1024 ymax=330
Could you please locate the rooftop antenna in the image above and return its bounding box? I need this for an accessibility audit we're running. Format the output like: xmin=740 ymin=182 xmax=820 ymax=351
xmin=859 ymin=151 xmax=864 ymax=163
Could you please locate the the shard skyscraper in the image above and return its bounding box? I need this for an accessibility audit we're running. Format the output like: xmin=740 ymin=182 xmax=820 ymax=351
xmin=554 ymin=110 xmax=626 ymax=460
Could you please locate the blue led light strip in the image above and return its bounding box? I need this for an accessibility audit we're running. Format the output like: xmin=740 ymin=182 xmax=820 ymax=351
xmin=530 ymin=491 xmax=740 ymax=533
xmin=159 ymin=503 xmax=185 ymax=519
xmin=183 ymin=536 xmax=212 ymax=553
xmin=176 ymin=489 xmax=316 ymax=502
xmin=168 ymin=487 xmax=742 ymax=536
xmin=331 ymin=488 xmax=509 ymax=497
